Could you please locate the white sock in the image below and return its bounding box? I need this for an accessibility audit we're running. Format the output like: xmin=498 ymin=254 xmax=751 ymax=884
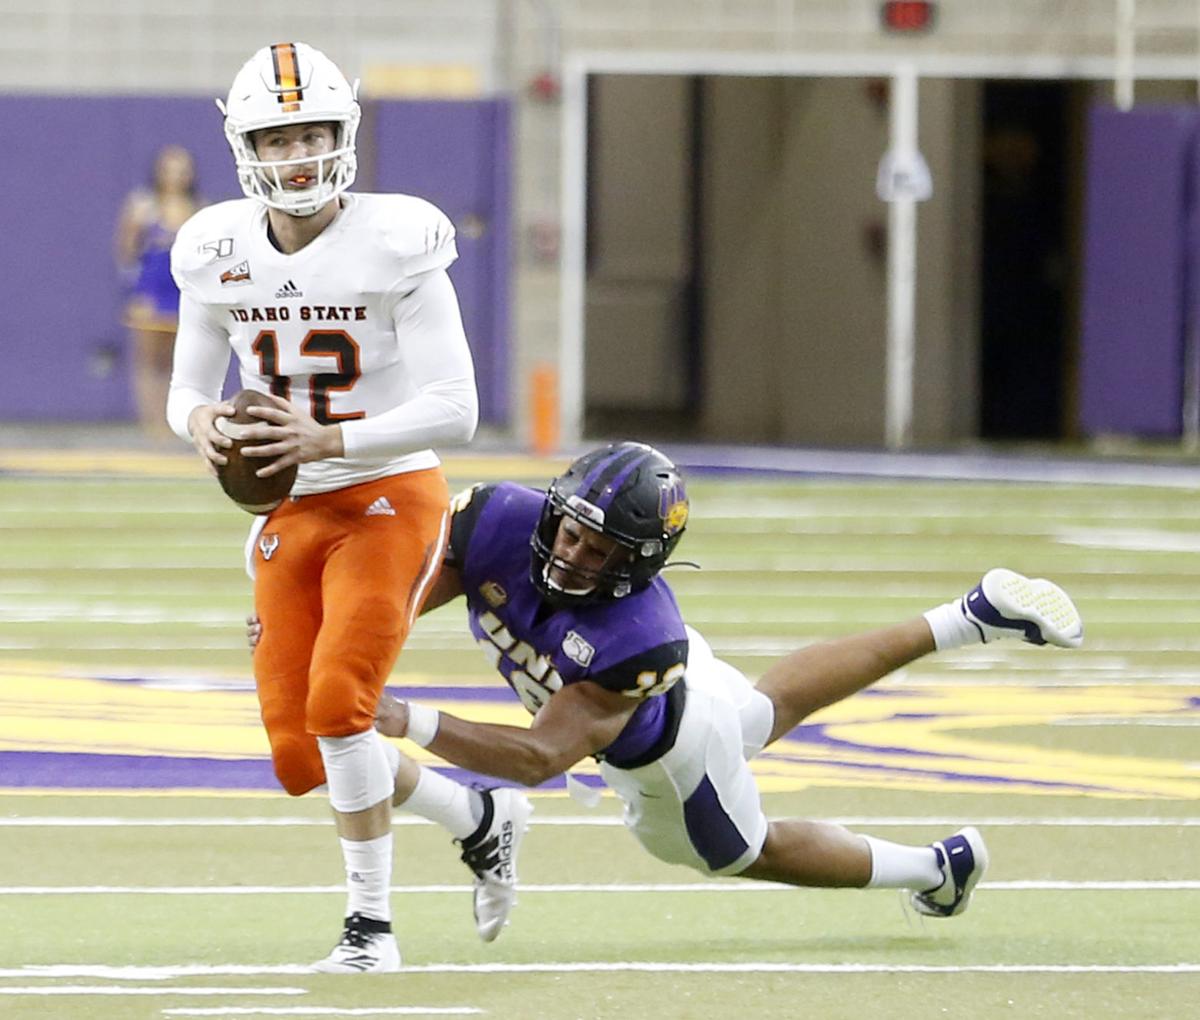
xmin=861 ymin=835 xmax=943 ymax=890
xmin=397 ymin=766 xmax=483 ymax=839
xmin=341 ymin=833 xmax=393 ymax=921
xmin=922 ymin=599 xmax=980 ymax=651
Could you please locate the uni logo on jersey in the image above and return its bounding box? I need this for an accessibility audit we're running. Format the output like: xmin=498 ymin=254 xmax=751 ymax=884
xmin=271 ymin=42 xmax=304 ymax=113
xmin=220 ymin=260 xmax=252 ymax=286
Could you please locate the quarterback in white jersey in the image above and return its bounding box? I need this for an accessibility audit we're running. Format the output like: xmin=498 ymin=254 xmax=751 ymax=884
xmin=169 ymin=190 xmax=471 ymax=494
xmin=165 ymin=42 xmax=531 ymax=973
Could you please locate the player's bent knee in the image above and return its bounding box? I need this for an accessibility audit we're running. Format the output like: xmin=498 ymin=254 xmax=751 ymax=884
xmin=317 ymin=731 xmax=395 ymax=813
xmin=270 ymin=737 xmax=326 ymax=796
xmin=305 ymin=681 xmax=381 ymax=737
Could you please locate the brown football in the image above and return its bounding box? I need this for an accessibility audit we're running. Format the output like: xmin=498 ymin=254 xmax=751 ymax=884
xmin=214 ymin=389 xmax=298 ymax=514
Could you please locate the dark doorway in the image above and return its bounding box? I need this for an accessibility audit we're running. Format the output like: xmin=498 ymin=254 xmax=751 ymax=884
xmin=979 ymin=81 xmax=1073 ymax=439
xmin=581 ymin=75 xmax=705 ymax=441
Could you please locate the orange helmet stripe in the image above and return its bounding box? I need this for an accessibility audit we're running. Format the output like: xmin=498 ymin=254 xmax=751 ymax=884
xmin=270 ymin=42 xmax=303 ymax=105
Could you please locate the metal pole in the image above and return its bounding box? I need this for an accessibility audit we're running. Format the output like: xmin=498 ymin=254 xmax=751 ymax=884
xmin=1188 ymin=0 xmax=1200 ymax=449
xmin=885 ymin=64 xmax=919 ymax=450
xmin=558 ymin=57 xmax=587 ymax=450
xmin=1115 ymin=0 xmax=1137 ymax=110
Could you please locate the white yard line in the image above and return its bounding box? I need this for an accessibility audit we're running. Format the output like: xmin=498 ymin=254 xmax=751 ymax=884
xmin=2 ymin=815 xmax=1197 ymax=828
xmin=5 ymin=557 xmax=1200 ymax=574
xmin=1 ymin=880 xmax=1197 ymax=895
xmin=1 ymin=963 xmax=1196 ymax=980
xmin=3 ymin=638 xmax=1200 ymax=663
xmin=7 ymin=965 xmax=317 ymax=979
xmin=1050 ymin=717 xmax=1200 ymax=727
xmin=163 ymin=1010 xmax=481 ymax=1017
xmin=0 ymin=986 xmax=306 ymax=996
xmin=298 ymin=962 xmax=1200 ymax=974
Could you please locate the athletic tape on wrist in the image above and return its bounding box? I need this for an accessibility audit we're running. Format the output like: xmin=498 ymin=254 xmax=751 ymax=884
xmin=405 ymin=703 xmax=440 ymax=747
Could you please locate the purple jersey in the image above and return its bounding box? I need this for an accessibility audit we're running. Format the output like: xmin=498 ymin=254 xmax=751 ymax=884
xmin=447 ymin=482 xmax=689 ymax=766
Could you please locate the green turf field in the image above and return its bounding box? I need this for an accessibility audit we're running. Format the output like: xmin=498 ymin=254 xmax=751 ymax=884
xmin=1 ymin=453 xmax=1197 ymax=1019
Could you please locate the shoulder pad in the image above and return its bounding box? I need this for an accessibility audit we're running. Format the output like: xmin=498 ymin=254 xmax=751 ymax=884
xmin=447 ymin=482 xmax=499 ymax=566
xmin=170 ymin=200 xmax=254 ymax=281
xmin=366 ymin=194 xmax=458 ymax=281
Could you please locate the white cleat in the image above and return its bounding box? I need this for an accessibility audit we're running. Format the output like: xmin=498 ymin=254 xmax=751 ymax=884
xmin=456 ymin=787 xmax=533 ymax=942
xmin=311 ymin=913 xmax=401 ymax=974
xmin=961 ymin=568 xmax=1083 ymax=648
xmin=911 ymin=826 xmax=990 ymax=918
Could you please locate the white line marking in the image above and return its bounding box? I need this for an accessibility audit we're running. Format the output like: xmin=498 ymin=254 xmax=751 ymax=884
xmin=3 ymin=964 xmax=1197 ymax=979
xmin=163 ymin=1010 xmax=481 ymax=1017
xmin=0 ymin=600 xmax=240 ymax=625
xmin=5 ymin=965 xmax=318 ymax=980
xmin=1057 ymin=527 xmax=1200 ymax=553
xmin=2 ymin=816 xmax=1196 ymax=829
xmin=0 ymin=986 xmax=306 ymax=996
xmin=1051 ymin=718 xmax=1200 ymax=727
xmin=1 ymin=880 xmax=1197 ymax=895
xmin=347 ymin=962 xmax=1200 ymax=975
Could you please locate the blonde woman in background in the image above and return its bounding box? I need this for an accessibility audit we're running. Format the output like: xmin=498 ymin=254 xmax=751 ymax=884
xmin=115 ymin=144 xmax=201 ymax=438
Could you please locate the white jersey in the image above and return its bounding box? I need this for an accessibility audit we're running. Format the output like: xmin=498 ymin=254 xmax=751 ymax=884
xmin=168 ymin=192 xmax=477 ymax=495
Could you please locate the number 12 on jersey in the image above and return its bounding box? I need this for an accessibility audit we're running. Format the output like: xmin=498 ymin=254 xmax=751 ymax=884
xmin=251 ymin=329 xmax=365 ymax=425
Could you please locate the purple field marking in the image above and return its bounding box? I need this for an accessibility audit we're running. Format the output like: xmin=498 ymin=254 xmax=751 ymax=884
xmin=384 ymin=684 xmax=515 ymax=703
xmin=4 ymin=674 xmax=1186 ymax=797
xmin=753 ymin=750 xmax=1126 ymax=797
xmin=0 ymin=750 xmax=582 ymax=794
xmin=0 ymin=751 xmax=279 ymax=790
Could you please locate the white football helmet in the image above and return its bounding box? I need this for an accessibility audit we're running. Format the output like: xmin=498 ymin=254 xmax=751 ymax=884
xmin=218 ymin=42 xmax=361 ymax=217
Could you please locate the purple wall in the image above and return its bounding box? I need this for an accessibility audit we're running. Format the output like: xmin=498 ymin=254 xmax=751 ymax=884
xmin=0 ymin=95 xmax=510 ymax=425
xmin=372 ymin=100 xmax=511 ymax=425
xmin=1078 ymin=105 xmax=1198 ymax=437
xmin=0 ymin=97 xmax=237 ymax=420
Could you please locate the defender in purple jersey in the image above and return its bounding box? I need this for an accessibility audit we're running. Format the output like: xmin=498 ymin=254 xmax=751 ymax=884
xmin=255 ymin=439 xmax=1081 ymax=930
xmin=374 ymin=441 xmax=1083 ymax=920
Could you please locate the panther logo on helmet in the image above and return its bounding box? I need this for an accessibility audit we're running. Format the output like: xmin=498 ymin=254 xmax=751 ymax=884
xmin=217 ymin=41 xmax=361 ymax=217
xmin=660 ymin=484 xmax=689 ymax=535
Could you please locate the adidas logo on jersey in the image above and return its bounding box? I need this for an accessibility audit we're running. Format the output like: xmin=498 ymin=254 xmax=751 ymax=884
xmin=365 ymin=497 xmax=397 ymax=517
xmin=275 ymin=279 xmax=304 ymax=299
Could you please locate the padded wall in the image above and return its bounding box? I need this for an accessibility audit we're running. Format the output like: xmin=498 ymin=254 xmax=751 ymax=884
xmin=1078 ymin=105 xmax=1198 ymax=437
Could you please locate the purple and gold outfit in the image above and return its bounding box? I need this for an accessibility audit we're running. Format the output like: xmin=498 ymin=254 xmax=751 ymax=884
xmin=127 ymin=215 xmax=182 ymax=327
xmin=447 ymin=482 xmax=772 ymax=875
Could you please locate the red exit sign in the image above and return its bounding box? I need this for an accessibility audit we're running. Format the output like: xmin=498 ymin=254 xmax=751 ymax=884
xmin=881 ymin=1 xmax=937 ymax=33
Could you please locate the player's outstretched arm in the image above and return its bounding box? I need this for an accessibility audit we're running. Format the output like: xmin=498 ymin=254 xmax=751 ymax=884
xmin=375 ymin=682 xmax=637 ymax=787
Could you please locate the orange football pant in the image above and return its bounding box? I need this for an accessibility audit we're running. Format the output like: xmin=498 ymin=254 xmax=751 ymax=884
xmin=252 ymin=468 xmax=449 ymax=796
